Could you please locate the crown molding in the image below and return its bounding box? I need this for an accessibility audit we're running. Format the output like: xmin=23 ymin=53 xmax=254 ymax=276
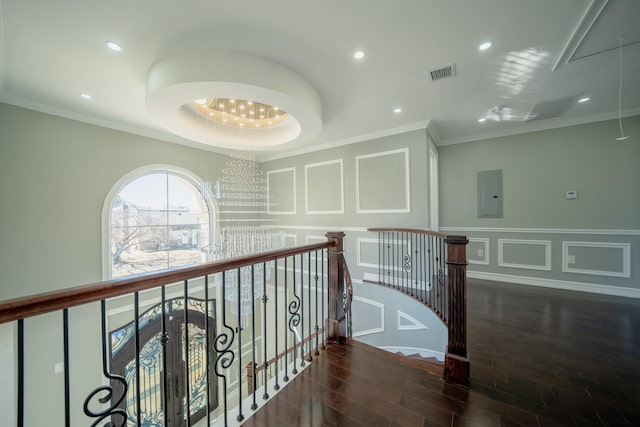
xmin=437 ymin=107 xmax=640 ymax=147
xmin=0 ymin=93 xmax=239 ymax=156
xmin=259 ymin=119 xmax=430 ymax=162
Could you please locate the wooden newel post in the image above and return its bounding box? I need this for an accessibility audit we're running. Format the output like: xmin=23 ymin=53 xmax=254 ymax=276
xmin=444 ymin=235 xmax=470 ymax=387
xmin=326 ymin=231 xmax=347 ymax=344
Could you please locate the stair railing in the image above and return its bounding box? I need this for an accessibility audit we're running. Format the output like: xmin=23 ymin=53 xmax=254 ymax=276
xmin=367 ymin=228 xmax=469 ymax=387
xmin=0 ymin=231 xmax=350 ymax=426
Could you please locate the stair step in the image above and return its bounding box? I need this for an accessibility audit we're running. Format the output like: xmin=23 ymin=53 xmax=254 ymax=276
xmin=349 ymin=340 xmax=444 ymax=376
xmin=395 ymin=351 xmax=443 ymax=364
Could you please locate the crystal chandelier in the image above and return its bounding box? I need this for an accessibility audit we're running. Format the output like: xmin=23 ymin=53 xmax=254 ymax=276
xmin=207 ymin=151 xmax=284 ymax=328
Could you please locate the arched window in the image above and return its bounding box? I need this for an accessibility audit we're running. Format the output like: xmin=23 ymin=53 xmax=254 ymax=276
xmin=105 ymin=166 xmax=213 ymax=279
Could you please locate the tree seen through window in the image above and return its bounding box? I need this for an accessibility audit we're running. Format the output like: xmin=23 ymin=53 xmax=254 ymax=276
xmin=110 ymin=172 xmax=210 ymax=278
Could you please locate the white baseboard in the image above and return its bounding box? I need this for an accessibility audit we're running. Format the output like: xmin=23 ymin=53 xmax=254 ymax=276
xmin=468 ymin=271 xmax=640 ymax=299
xmin=378 ymin=346 xmax=445 ymax=362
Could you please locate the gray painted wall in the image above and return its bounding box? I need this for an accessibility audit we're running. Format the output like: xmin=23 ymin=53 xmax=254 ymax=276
xmin=439 ymin=116 xmax=640 ymax=293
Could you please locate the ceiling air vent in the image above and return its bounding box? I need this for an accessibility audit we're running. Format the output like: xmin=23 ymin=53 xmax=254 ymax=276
xmin=525 ymin=96 xmax=576 ymax=122
xmin=428 ymin=63 xmax=456 ymax=82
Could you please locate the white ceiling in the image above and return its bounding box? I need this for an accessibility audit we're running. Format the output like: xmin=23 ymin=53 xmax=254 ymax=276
xmin=1 ymin=0 xmax=639 ymax=159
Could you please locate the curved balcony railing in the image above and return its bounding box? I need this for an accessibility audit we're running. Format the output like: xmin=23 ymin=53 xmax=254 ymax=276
xmin=367 ymin=228 xmax=470 ymax=386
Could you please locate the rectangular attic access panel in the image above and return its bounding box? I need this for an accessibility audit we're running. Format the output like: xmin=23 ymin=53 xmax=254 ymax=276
xmin=477 ymin=170 xmax=503 ymax=218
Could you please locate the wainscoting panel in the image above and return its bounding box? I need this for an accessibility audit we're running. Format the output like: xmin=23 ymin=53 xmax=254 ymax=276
xmin=468 ymin=238 xmax=490 ymax=265
xmin=356 ymin=148 xmax=410 ymax=213
xmin=357 ymin=238 xmax=379 ymax=269
xmin=352 ymin=296 xmax=385 ymax=337
xmin=498 ymin=239 xmax=552 ymax=271
xmin=397 ymin=310 xmax=427 ymax=331
xmin=267 ymin=167 xmax=296 ymax=214
xmin=442 ymin=227 xmax=639 ymax=297
xmin=304 ymin=159 xmax=344 ymax=214
xmin=562 ymin=241 xmax=631 ymax=278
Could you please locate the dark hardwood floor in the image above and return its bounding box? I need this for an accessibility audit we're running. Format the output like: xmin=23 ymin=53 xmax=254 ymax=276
xmin=244 ymin=279 xmax=640 ymax=426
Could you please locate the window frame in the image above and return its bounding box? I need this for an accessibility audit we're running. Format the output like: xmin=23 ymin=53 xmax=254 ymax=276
xmin=102 ymin=164 xmax=217 ymax=280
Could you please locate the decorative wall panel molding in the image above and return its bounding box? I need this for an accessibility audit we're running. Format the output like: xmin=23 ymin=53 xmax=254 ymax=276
xmin=397 ymin=310 xmax=427 ymax=331
xmin=468 ymin=237 xmax=490 ymax=265
xmin=356 ymin=148 xmax=410 ymax=213
xmin=498 ymin=239 xmax=552 ymax=271
xmin=357 ymin=238 xmax=379 ymax=268
xmin=562 ymin=241 xmax=631 ymax=278
xmin=304 ymin=159 xmax=344 ymax=214
xmin=267 ymin=167 xmax=296 ymax=215
xmin=352 ymin=296 xmax=385 ymax=337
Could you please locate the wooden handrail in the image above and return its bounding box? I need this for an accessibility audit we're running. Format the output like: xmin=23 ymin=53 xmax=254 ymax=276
xmin=0 ymin=240 xmax=336 ymax=324
xmin=367 ymin=227 xmax=447 ymax=239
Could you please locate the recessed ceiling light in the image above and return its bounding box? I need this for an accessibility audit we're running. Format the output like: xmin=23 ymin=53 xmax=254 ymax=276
xmin=394 ymin=107 xmax=402 ymax=114
xmin=79 ymin=93 xmax=92 ymax=100
xmin=354 ymin=50 xmax=365 ymax=60
xmin=478 ymin=41 xmax=493 ymax=51
xmin=105 ymin=41 xmax=122 ymax=52
xmin=578 ymin=97 xmax=590 ymax=103
xmin=478 ymin=117 xmax=487 ymax=122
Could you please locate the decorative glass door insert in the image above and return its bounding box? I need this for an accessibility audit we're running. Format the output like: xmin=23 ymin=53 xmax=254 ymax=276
xmin=110 ymin=298 xmax=217 ymax=426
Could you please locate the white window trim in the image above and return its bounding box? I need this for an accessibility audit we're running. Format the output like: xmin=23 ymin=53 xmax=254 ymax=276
xmin=102 ymin=164 xmax=218 ymax=280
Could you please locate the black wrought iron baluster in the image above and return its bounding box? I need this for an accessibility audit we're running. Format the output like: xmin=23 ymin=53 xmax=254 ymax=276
xmin=262 ymin=262 xmax=270 ymax=400
xmin=421 ymin=234 xmax=426 ymax=302
xmin=250 ymin=265 xmax=257 ymax=411
xmin=83 ymin=300 xmax=127 ymax=427
xmin=236 ymin=268 xmax=244 ymax=422
xmin=386 ymin=231 xmax=391 ymax=286
xmin=300 ymin=253 xmax=306 ymax=367
xmin=415 ymin=233 xmax=419 ymax=298
xmin=396 ymin=231 xmax=400 ymax=288
xmin=440 ymin=237 xmax=446 ymax=320
xmin=428 ymin=235 xmax=433 ymax=309
xmin=388 ymin=230 xmax=392 ymax=286
xmin=134 ymin=292 xmax=142 ymax=426
xmin=392 ymin=231 xmax=396 ymax=288
xmin=63 ymin=309 xmax=70 ymax=427
xmin=437 ymin=238 xmax=443 ymax=316
xmin=204 ymin=276 xmax=211 ymax=426
xmin=182 ymin=280 xmax=191 ymax=426
xmin=283 ymin=257 xmax=289 ymax=382
xmin=415 ymin=233 xmax=419 ymax=300
xmin=273 ymin=259 xmax=280 ymax=391
xmin=403 ymin=232 xmax=408 ymax=293
xmin=17 ymin=319 xmax=24 ymax=427
xmin=214 ymin=272 xmax=235 ymax=427
xmin=307 ymin=252 xmax=313 ymax=362
xmin=289 ymin=256 xmax=301 ymax=375
xmin=321 ymin=249 xmax=326 ymax=351
xmin=377 ymin=231 xmax=382 ymax=284
xmin=160 ymin=286 xmax=168 ymax=427
xmin=314 ymin=250 xmax=320 ymax=356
